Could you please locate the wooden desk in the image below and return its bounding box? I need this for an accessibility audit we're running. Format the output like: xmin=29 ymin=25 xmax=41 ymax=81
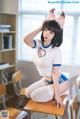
xmin=24 ymin=96 xmax=67 ymax=119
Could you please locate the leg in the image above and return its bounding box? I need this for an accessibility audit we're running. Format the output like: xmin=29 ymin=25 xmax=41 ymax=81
xmin=17 ymin=78 xmax=48 ymax=109
xmin=30 ymin=80 xmax=69 ymax=102
xmin=31 ymin=84 xmax=54 ymax=102
xmin=25 ymin=78 xmax=48 ymax=98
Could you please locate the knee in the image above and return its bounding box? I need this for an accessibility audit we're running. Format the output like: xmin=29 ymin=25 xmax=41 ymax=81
xmin=31 ymin=91 xmax=38 ymax=102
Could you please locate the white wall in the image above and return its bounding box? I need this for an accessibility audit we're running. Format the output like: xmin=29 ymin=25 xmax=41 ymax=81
xmin=0 ymin=0 xmax=18 ymax=14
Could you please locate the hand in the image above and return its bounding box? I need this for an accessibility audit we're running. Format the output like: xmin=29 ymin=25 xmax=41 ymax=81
xmin=55 ymin=94 xmax=63 ymax=108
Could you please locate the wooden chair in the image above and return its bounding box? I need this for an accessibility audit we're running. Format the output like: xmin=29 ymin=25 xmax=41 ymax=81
xmin=12 ymin=70 xmax=26 ymax=95
xmin=26 ymin=96 xmax=69 ymax=119
xmin=12 ymin=70 xmax=22 ymax=95
xmin=70 ymin=97 xmax=80 ymax=119
xmin=0 ymin=84 xmax=29 ymax=119
xmin=12 ymin=71 xmax=71 ymax=119
xmin=69 ymin=77 xmax=80 ymax=119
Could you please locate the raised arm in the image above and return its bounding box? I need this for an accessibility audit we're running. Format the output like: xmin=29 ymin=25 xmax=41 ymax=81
xmin=24 ymin=27 xmax=42 ymax=48
xmin=23 ymin=9 xmax=56 ymax=48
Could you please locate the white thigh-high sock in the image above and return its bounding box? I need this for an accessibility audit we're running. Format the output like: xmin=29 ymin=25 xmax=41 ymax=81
xmin=31 ymin=85 xmax=54 ymax=102
xmin=25 ymin=78 xmax=47 ymax=98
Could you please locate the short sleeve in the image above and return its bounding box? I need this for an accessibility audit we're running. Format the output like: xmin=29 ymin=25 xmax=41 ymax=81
xmin=32 ymin=40 xmax=36 ymax=48
xmin=52 ymin=48 xmax=62 ymax=66
xmin=32 ymin=39 xmax=41 ymax=49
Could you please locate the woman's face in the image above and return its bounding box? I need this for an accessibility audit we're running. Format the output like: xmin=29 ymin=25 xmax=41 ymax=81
xmin=43 ymin=28 xmax=55 ymax=43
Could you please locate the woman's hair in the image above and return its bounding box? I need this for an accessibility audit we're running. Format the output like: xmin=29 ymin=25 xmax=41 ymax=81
xmin=41 ymin=20 xmax=63 ymax=48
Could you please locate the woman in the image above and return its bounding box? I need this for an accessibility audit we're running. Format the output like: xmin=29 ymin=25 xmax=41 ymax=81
xmin=22 ymin=10 xmax=69 ymax=108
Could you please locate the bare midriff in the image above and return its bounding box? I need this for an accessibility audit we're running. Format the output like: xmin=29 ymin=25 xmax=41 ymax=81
xmin=44 ymin=76 xmax=52 ymax=81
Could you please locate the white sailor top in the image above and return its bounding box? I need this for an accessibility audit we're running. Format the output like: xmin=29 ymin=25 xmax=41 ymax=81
xmin=33 ymin=40 xmax=68 ymax=83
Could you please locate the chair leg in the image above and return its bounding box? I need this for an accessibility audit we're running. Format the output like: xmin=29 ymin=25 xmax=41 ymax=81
xmin=27 ymin=111 xmax=31 ymax=119
xmin=75 ymin=104 xmax=79 ymax=119
xmin=23 ymin=109 xmax=31 ymax=119
xmin=70 ymin=106 xmax=74 ymax=119
xmin=62 ymin=102 xmax=68 ymax=119
xmin=55 ymin=115 xmax=58 ymax=119
xmin=71 ymin=103 xmax=80 ymax=119
xmin=2 ymin=95 xmax=7 ymax=109
xmin=55 ymin=116 xmax=62 ymax=119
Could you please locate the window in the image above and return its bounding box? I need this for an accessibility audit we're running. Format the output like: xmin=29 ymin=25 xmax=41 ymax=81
xmin=18 ymin=0 xmax=80 ymax=65
xmin=18 ymin=14 xmax=45 ymax=60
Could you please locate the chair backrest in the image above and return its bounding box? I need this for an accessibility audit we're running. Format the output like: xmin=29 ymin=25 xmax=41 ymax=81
xmin=0 ymin=84 xmax=6 ymax=96
xmin=12 ymin=71 xmax=22 ymax=83
xmin=12 ymin=71 xmax=23 ymax=95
